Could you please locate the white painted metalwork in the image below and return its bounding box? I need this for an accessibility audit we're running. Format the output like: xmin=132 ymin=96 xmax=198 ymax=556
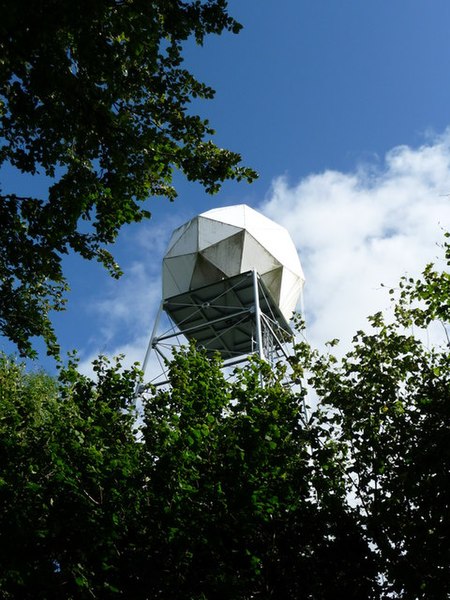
xmin=163 ymin=204 xmax=305 ymax=321
xmin=142 ymin=205 xmax=305 ymax=387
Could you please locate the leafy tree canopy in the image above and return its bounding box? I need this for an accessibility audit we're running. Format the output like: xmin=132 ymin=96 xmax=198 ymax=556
xmin=0 ymin=0 xmax=256 ymax=357
xmin=0 ymin=235 xmax=448 ymax=598
xmin=307 ymin=233 xmax=450 ymax=599
xmin=0 ymin=349 xmax=379 ymax=599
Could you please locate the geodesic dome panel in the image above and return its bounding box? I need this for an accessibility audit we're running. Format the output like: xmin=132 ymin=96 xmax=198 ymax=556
xmin=162 ymin=204 xmax=304 ymax=321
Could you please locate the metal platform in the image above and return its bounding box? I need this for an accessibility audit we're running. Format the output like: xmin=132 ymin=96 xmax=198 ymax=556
xmin=162 ymin=270 xmax=291 ymax=359
xmin=142 ymin=269 xmax=294 ymax=386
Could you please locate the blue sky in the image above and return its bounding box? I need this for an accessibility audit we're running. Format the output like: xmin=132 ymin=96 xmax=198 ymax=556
xmin=3 ymin=1 xmax=450 ymax=373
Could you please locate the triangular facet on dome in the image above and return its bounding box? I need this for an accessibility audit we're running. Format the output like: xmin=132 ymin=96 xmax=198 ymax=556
xmin=166 ymin=219 xmax=191 ymax=252
xmin=200 ymin=205 xmax=248 ymax=229
xmin=190 ymin=254 xmax=226 ymax=290
xmin=163 ymin=253 xmax=197 ymax=299
xmin=198 ymin=217 xmax=242 ymax=251
xmin=261 ymin=266 xmax=283 ymax=306
xmin=165 ymin=218 xmax=199 ymax=258
xmin=279 ymin=267 xmax=304 ymax=318
xmin=200 ymin=230 xmax=245 ymax=277
xmin=241 ymin=231 xmax=281 ymax=275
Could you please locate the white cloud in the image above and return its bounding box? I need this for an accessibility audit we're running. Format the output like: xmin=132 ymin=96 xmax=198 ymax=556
xmin=261 ymin=131 xmax=450 ymax=353
xmin=79 ymin=131 xmax=450 ymax=377
xmin=77 ymin=260 xmax=161 ymax=375
xmin=88 ymin=263 xmax=160 ymax=336
xmin=78 ymin=333 xmax=149 ymax=379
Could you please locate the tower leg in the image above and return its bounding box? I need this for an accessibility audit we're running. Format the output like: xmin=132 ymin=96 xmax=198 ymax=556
xmin=252 ymin=269 xmax=265 ymax=361
xmin=141 ymin=301 xmax=163 ymax=381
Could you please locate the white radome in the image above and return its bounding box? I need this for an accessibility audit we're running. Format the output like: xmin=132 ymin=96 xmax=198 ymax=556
xmin=162 ymin=204 xmax=305 ymax=321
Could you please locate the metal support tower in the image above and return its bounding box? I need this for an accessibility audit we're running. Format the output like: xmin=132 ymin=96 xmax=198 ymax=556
xmin=141 ymin=269 xmax=294 ymax=388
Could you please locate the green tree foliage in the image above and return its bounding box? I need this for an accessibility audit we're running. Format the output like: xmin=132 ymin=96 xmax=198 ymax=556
xmin=0 ymin=0 xmax=256 ymax=357
xmin=305 ymin=234 xmax=450 ymax=599
xmin=0 ymin=354 xmax=143 ymax=598
xmin=0 ymin=236 xmax=448 ymax=598
xmin=139 ymin=352 xmax=378 ymax=598
xmin=0 ymin=352 xmax=379 ymax=598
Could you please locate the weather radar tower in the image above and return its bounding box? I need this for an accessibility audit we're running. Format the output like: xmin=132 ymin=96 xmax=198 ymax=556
xmin=142 ymin=205 xmax=305 ymax=386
